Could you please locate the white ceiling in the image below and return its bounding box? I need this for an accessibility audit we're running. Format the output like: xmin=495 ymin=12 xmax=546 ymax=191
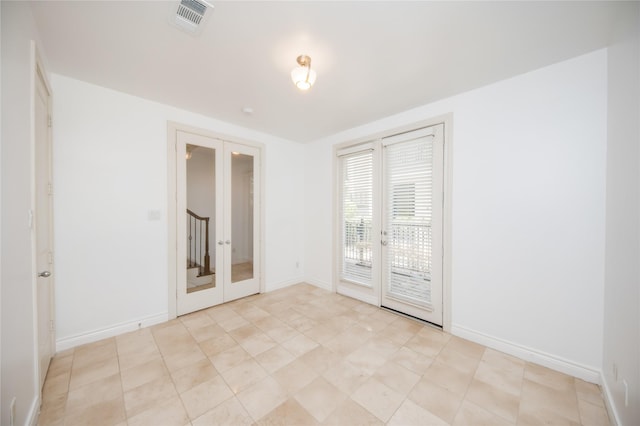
xmin=30 ymin=1 xmax=622 ymax=143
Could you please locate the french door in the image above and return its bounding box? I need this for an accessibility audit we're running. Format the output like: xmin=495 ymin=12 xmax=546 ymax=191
xmin=337 ymin=124 xmax=444 ymax=325
xmin=176 ymin=131 xmax=260 ymax=315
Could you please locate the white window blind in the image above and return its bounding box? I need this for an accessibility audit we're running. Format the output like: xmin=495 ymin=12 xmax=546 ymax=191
xmin=340 ymin=149 xmax=373 ymax=286
xmin=384 ymin=135 xmax=433 ymax=305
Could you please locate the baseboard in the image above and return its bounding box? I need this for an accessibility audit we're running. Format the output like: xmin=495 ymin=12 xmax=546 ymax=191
xmin=27 ymin=395 xmax=40 ymax=426
xmin=451 ymin=324 xmax=601 ymax=383
xmin=601 ymin=373 xmax=621 ymax=426
xmin=265 ymin=277 xmax=305 ymax=293
xmin=55 ymin=312 xmax=168 ymax=352
xmin=305 ymin=278 xmax=332 ymax=292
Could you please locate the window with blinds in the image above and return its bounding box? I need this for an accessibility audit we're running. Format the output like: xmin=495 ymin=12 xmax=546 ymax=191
xmin=384 ymin=136 xmax=433 ymax=305
xmin=340 ymin=149 xmax=373 ymax=286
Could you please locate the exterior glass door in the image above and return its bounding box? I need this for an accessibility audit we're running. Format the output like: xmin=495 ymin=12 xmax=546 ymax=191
xmin=336 ymin=124 xmax=444 ymax=325
xmin=381 ymin=125 xmax=444 ymax=324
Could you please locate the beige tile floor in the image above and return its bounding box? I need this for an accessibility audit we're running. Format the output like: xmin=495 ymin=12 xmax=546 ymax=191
xmin=38 ymin=283 xmax=610 ymax=426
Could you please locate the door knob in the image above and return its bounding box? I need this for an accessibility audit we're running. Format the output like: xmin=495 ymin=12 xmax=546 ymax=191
xmin=39 ymin=271 xmax=51 ymax=278
xmin=225 ymin=240 xmax=231 ymax=245
xmin=381 ymin=240 xmax=388 ymax=246
xmin=218 ymin=240 xmax=224 ymax=245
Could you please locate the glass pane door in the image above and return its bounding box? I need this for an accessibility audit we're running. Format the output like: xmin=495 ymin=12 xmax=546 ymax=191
xmin=381 ymin=125 xmax=444 ymax=325
xmin=336 ymin=143 xmax=380 ymax=305
xmin=177 ymin=132 xmax=224 ymax=315
xmin=341 ymin=150 xmax=374 ymax=286
xmin=224 ymin=143 xmax=260 ymax=302
xmin=186 ymin=144 xmax=217 ymax=293
xmin=231 ymin=152 xmax=254 ymax=283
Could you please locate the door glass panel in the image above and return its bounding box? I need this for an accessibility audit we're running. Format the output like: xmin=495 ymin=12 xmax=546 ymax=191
xmin=385 ymin=137 xmax=433 ymax=306
xmin=340 ymin=150 xmax=374 ymax=286
xmin=186 ymin=144 xmax=216 ymax=293
xmin=231 ymin=152 xmax=254 ymax=283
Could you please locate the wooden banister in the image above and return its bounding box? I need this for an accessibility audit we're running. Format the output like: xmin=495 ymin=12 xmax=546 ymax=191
xmin=186 ymin=209 xmax=212 ymax=276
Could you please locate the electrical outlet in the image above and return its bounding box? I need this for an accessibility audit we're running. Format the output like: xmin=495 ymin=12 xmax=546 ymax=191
xmin=10 ymin=397 xmax=16 ymax=426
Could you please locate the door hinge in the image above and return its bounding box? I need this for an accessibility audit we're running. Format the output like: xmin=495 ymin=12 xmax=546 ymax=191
xmin=48 ymin=115 xmax=52 ymax=128
xmin=49 ymin=319 xmax=55 ymax=331
xmin=48 ymin=182 xmax=53 ymax=195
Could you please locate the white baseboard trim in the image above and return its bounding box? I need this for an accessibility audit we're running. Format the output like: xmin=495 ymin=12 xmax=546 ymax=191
xmin=451 ymin=324 xmax=601 ymax=384
xmin=601 ymin=373 xmax=621 ymax=426
xmin=337 ymin=285 xmax=378 ymax=306
xmin=27 ymin=395 xmax=40 ymax=426
xmin=265 ymin=277 xmax=305 ymax=293
xmin=56 ymin=312 xmax=168 ymax=352
xmin=305 ymin=278 xmax=332 ymax=292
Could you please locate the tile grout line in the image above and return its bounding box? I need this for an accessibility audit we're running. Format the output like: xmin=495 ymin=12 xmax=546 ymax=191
xmin=149 ymin=322 xmax=193 ymax=425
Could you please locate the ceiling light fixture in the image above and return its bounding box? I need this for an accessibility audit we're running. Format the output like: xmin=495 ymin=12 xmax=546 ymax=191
xmin=291 ymin=55 xmax=316 ymax=91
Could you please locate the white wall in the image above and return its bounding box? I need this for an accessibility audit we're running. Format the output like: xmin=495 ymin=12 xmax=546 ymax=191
xmin=303 ymin=139 xmax=334 ymax=290
xmin=305 ymin=50 xmax=608 ymax=380
xmin=1 ymin=2 xmax=46 ymax=425
xmin=263 ymin=138 xmax=306 ymax=288
xmin=602 ymin=3 xmax=640 ymax=425
xmin=51 ymin=74 xmax=305 ymax=348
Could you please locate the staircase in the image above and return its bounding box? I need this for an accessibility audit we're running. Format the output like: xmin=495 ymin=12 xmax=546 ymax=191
xmin=187 ymin=209 xmax=214 ymax=277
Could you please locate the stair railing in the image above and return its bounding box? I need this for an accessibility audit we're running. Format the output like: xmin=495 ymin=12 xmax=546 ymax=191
xmin=186 ymin=209 xmax=211 ymax=276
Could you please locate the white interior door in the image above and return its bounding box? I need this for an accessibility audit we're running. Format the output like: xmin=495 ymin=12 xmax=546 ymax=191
xmin=176 ymin=133 xmax=261 ymax=315
xmin=381 ymin=125 xmax=444 ymax=325
xmin=336 ymin=124 xmax=444 ymax=326
xmin=223 ymin=142 xmax=261 ymax=302
xmin=34 ymin=62 xmax=55 ymax=390
xmin=177 ymin=131 xmax=224 ymax=315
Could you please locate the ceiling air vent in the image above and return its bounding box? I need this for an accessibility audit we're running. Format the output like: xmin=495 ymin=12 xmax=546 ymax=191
xmin=171 ymin=0 xmax=213 ymax=35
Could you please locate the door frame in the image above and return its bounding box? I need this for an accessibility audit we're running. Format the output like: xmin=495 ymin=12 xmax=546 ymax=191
xmin=167 ymin=122 xmax=265 ymax=319
xmin=332 ymin=114 xmax=453 ymax=332
xmin=30 ymin=41 xmax=56 ymax=395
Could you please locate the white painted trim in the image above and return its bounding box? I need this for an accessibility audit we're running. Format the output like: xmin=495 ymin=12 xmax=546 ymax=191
xmin=27 ymin=395 xmax=40 ymax=426
xmin=305 ymin=278 xmax=332 ymax=292
xmin=331 ymin=144 xmax=340 ymax=294
xmin=451 ymin=324 xmax=601 ymax=383
xmin=29 ymin=38 xmax=40 ymax=412
xmin=441 ymin=113 xmax=453 ymax=333
xmin=55 ymin=312 xmax=168 ymax=352
xmin=337 ymin=285 xmax=378 ymax=306
xmin=266 ymin=277 xmax=305 ymax=292
xmin=601 ymin=374 xmax=620 ymax=426
xmin=167 ymin=122 xmax=178 ymax=319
